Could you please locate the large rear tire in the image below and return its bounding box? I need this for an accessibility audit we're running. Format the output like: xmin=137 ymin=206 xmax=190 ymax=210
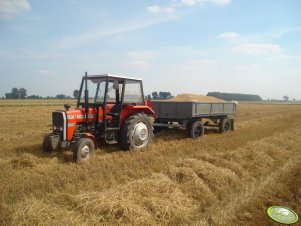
xmin=219 ymin=117 xmax=231 ymax=133
xmin=73 ymin=138 xmax=95 ymax=163
xmin=120 ymin=113 xmax=153 ymax=150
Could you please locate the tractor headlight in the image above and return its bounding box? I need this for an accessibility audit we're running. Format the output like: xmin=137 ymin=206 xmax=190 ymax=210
xmin=53 ymin=125 xmax=57 ymax=130
xmin=59 ymin=126 xmax=63 ymax=131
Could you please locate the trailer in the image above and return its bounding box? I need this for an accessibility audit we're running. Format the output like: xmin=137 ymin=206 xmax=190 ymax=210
xmin=152 ymin=101 xmax=237 ymax=139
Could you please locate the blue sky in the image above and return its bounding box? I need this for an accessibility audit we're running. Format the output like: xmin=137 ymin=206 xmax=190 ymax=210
xmin=0 ymin=0 xmax=301 ymax=100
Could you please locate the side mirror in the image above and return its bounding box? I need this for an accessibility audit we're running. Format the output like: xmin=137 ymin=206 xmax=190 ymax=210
xmin=113 ymin=80 xmax=119 ymax=90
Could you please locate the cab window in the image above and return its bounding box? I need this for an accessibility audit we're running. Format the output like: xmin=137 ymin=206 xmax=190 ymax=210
xmin=95 ymin=80 xmax=106 ymax=103
xmin=123 ymin=80 xmax=143 ymax=104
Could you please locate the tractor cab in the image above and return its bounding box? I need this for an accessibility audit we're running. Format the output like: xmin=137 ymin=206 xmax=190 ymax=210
xmin=77 ymin=74 xmax=146 ymax=129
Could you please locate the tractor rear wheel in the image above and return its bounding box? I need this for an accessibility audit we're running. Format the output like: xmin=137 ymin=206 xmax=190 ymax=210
xmin=219 ymin=117 xmax=231 ymax=133
xmin=73 ymin=138 xmax=95 ymax=163
xmin=120 ymin=113 xmax=153 ymax=150
xmin=189 ymin=121 xmax=204 ymax=139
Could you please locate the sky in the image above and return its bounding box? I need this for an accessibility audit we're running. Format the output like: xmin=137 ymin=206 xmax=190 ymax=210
xmin=0 ymin=0 xmax=301 ymax=100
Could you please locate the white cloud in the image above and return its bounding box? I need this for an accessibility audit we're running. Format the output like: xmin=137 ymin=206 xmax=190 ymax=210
xmin=146 ymin=0 xmax=230 ymax=16
xmin=218 ymin=32 xmax=240 ymax=40
xmin=147 ymin=5 xmax=175 ymax=14
xmin=180 ymin=0 xmax=231 ymax=6
xmin=189 ymin=59 xmax=219 ymax=67
xmin=128 ymin=51 xmax=158 ymax=60
xmin=206 ymin=0 xmax=231 ymax=6
xmin=233 ymin=43 xmax=281 ymax=55
xmin=125 ymin=60 xmax=148 ymax=68
xmin=180 ymin=0 xmax=196 ymax=6
xmin=220 ymin=26 xmax=301 ymax=44
xmin=126 ymin=51 xmax=158 ymax=68
xmin=0 ymin=0 xmax=31 ymax=19
xmin=37 ymin=69 xmax=57 ymax=76
xmin=56 ymin=17 xmax=178 ymax=50
xmin=232 ymin=43 xmax=301 ymax=61
xmin=277 ymin=54 xmax=301 ymax=61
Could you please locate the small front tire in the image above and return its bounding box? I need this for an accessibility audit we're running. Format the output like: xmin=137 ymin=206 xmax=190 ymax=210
xmin=73 ymin=138 xmax=95 ymax=163
xmin=43 ymin=134 xmax=53 ymax=153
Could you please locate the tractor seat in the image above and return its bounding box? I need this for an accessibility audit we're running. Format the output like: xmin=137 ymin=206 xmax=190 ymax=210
xmin=108 ymin=103 xmax=122 ymax=117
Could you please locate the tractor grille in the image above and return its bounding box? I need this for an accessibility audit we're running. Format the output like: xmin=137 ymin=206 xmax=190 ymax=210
xmin=52 ymin=111 xmax=66 ymax=140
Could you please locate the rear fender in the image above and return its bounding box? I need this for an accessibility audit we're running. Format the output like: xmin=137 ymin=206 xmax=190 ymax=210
xmin=120 ymin=106 xmax=156 ymax=125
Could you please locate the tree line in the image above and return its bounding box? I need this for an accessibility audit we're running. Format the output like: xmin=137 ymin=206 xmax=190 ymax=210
xmin=4 ymin=88 xmax=80 ymax=99
xmin=4 ymin=88 xmax=296 ymax=102
xmin=145 ymin=91 xmax=174 ymax=100
xmin=207 ymin=92 xmax=262 ymax=101
xmin=3 ymin=88 xmax=175 ymax=100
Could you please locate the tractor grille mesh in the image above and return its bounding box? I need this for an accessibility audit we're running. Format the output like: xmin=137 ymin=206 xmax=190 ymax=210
xmin=52 ymin=112 xmax=64 ymax=126
xmin=52 ymin=111 xmax=66 ymax=140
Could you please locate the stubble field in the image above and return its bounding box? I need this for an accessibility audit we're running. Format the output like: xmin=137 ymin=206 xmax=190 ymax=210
xmin=0 ymin=100 xmax=300 ymax=226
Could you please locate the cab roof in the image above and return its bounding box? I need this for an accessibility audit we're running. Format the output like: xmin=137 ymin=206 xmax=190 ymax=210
xmin=83 ymin=74 xmax=142 ymax=82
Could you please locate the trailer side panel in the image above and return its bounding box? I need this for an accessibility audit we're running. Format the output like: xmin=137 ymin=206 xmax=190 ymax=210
xmin=152 ymin=101 xmax=236 ymax=120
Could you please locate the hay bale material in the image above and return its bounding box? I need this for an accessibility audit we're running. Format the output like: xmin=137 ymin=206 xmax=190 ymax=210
xmin=166 ymin=93 xmax=225 ymax=102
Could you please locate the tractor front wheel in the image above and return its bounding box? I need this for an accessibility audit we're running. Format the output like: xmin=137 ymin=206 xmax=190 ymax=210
xmin=120 ymin=113 xmax=153 ymax=150
xmin=43 ymin=135 xmax=53 ymax=153
xmin=73 ymin=138 xmax=95 ymax=163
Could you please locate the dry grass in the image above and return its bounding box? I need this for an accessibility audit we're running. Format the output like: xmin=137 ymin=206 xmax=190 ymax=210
xmin=0 ymin=100 xmax=301 ymax=226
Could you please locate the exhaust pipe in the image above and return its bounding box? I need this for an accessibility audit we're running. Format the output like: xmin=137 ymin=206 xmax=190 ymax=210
xmin=84 ymin=72 xmax=89 ymax=122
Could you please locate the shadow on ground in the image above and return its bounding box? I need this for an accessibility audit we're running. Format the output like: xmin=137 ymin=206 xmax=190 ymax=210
xmin=14 ymin=143 xmax=75 ymax=163
xmin=13 ymin=127 xmax=220 ymax=163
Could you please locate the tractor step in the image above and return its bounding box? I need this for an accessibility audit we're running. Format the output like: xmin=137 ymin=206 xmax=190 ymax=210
xmin=106 ymin=140 xmax=118 ymax=144
xmin=105 ymin=127 xmax=120 ymax=131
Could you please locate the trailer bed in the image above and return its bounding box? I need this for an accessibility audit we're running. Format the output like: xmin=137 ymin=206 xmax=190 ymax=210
xmin=152 ymin=101 xmax=236 ymax=120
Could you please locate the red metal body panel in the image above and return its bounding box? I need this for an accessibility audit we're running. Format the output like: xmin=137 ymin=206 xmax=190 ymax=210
xmin=145 ymin=100 xmax=153 ymax=109
xmin=64 ymin=104 xmax=155 ymax=141
xmin=66 ymin=108 xmax=98 ymax=141
xmin=65 ymin=105 xmax=116 ymax=141
xmin=119 ymin=105 xmax=156 ymax=126
xmin=84 ymin=132 xmax=97 ymax=147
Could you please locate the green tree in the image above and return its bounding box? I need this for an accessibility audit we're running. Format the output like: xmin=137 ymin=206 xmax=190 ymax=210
xmin=5 ymin=93 xmax=13 ymax=99
xmin=73 ymin=90 xmax=79 ymax=99
xmin=18 ymin=88 xmax=27 ymax=99
xmin=159 ymin=91 xmax=173 ymax=100
xmin=27 ymin=95 xmax=41 ymax=99
xmin=207 ymin=92 xmax=262 ymax=101
xmin=152 ymin=92 xmax=159 ymax=100
xmin=55 ymin=94 xmax=67 ymax=99
xmin=283 ymin=95 xmax=289 ymax=101
xmin=11 ymin=88 xmax=19 ymax=99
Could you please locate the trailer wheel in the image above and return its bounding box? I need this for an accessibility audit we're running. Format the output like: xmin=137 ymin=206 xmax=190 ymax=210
xmin=219 ymin=117 xmax=231 ymax=133
xmin=190 ymin=121 xmax=204 ymax=139
xmin=42 ymin=134 xmax=53 ymax=153
xmin=73 ymin=138 xmax=95 ymax=163
xmin=120 ymin=113 xmax=153 ymax=150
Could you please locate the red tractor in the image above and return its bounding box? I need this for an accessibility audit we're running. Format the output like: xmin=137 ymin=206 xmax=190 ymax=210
xmin=43 ymin=73 xmax=156 ymax=162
